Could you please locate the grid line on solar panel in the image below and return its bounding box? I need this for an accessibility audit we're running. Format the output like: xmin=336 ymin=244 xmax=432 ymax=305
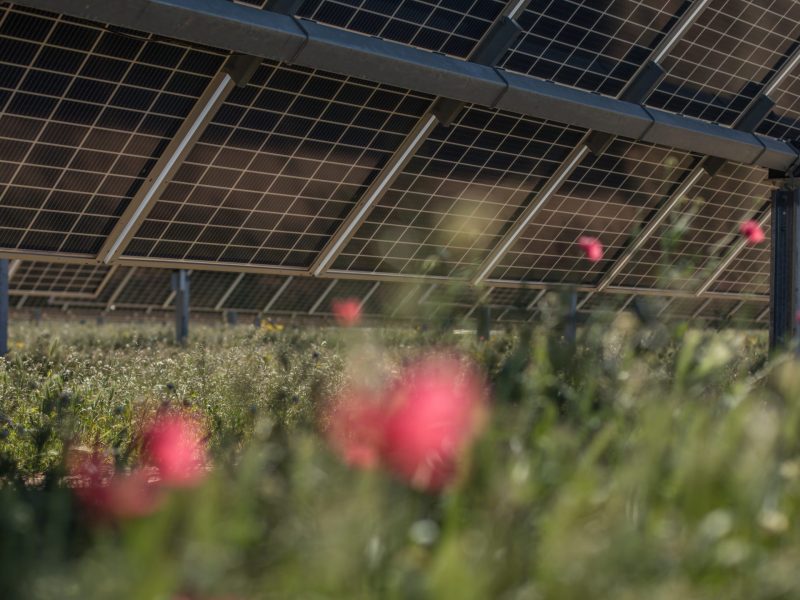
xmin=707 ymin=213 xmax=770 ymax=296
xmin=0 ymin=5 xmax=227 ymax=255
xmin=645 ymin=0 xmax=800 ymax=126
xmin=488 ymin=138 xmax=699 ymax=285
xmin=10 ymin=260 xmax=110 ymax=295
xmin=609 ymin=161 xmax=769 ymax=292
xmin=329 ymin=105 xmax=586 ymax=277
xmin=235 ymin=0 xmax=506 ymax=59
xmin=501 ymin=0 xmax=686 ymax=96
xmin=123 ymin=60 xmax=433 ymax=268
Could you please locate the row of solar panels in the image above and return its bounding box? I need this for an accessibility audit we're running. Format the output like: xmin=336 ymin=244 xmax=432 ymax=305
xmin=0 ymin=0 xmax=790 ymax=316
xmin=6 ymin=259 xmax=768 ymax=328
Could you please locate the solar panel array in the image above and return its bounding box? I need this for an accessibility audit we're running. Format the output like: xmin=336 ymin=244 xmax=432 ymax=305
xmin=0 ymin=0 xmax=794 ymax=327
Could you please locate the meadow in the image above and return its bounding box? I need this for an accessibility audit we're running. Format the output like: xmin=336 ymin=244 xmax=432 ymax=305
xmin=2 ymin=299 xmax=799 ymax=600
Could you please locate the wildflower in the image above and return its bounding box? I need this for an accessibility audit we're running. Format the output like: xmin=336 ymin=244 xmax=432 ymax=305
xmin=578 ymin=236 xmax=603 ymax=262
xmin=382 ymin=355 xmax=488 ymax=491
xmin=325 ymin=354 xmax=489 ymax=492
xmin=69 ymin=450 xmax=160 ymax=520
xmin=332 ymin=298 xmax=362 ymax=326
xmin=142 ymin=414 xmax=207 ymax=487
xmin=740 ymin=220 xmax=765 ymax=245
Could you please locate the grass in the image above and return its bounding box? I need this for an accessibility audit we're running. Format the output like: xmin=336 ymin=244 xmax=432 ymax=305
xmin=3 ymin=304 xmax=799 ymax=599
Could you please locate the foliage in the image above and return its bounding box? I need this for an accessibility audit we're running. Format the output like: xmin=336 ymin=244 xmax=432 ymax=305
xmin=2 ymin=306 xmax=797 ymax=599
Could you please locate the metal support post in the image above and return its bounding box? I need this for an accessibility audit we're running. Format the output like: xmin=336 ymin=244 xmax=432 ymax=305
xmin=172 ymin=269 xmax=190 ymax=345
xmin=769 ymin=187 xmax=800 ymax=350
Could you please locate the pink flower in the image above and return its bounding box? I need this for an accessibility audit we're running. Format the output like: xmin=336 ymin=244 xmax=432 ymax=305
xmin=142 ymin=414 xmax=207 ymax=487
xmin=332 ymin=298 xmax=362 ymax=326
xmin=325 ymin=390 xmax=387 ymax=469
xmin=381 ymin=356 xmax=488 ymax=491
xmin=578 ymin=236 xmax=603 ymax=262
xmin=69 ymin=450 xmax=161 ymax=520
xmin=740 ymin=220 xmax=765 ymax=245
xmin=325 ymin=354 xmax=488 ymax=492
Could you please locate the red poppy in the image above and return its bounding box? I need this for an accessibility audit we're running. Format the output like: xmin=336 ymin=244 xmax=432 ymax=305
xmin=142 ymin=414 xmax=207 ymax=487
xmin=740 ymin=220 xmax=765 ymax=245
xmin=578 ymin=236 xmax=603 ymax=262
xmin=332 ymin=298 xmax=362 ymax=326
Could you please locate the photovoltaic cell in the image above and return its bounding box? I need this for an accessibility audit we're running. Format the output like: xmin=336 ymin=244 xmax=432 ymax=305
xmin=331 ymin=105 xmax=585 ymax=277
xmin=124 ymin=61 xmax=432 ymax=268
xmin=501 ymin=0 xmax=686 ymax=96
xmin=489 ymin=139 xmax=699 ymax=285
xmin=0 ymin=5 xmax=226 ymax=255
xmin=645 ymin=0 xmax=800 ymax=126
xmin=235 ymin=0 xmax=505 ymax=59
xmin=610 ymin=162 xmax=769 ymax=292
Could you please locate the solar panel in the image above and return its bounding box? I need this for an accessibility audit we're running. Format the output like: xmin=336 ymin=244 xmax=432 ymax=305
xmin=222 ymin=273 xmax=288 ymax=311
xmin=330 ymin=105 xmax=585 ymax=277
xmin=123 ymin=60 xmax=432 ymax=267
xmin=502 ymin=0 xmax=686 ymax=96
xmin=166 ymin=269 xmax=240 ymax=308
xmin=10 ymin=259 xmax=111 ymax=296
xmin=758 ymin=71 xmax=800 ymax=140
xmin=707 ymin=214 xmax=770 ymax=297
xmin=268 ymin=275 xmax=338 ymax=312
xmin=1 ymin=0 xmax=798 ymax=331
xmin=0 ymin=5 xmax=227 ymax=255
xmin=488 ymin=139 xmax=699 ymax=285
xmin=113 ymin=266 xmax=173 ymax=307
xmin=645 ymin=0 xmax=800 ymax=125
xmin=610 ymin=161 xmax=769 ymax=292
xmin=236 ymin=0 xmax=506 ymax=59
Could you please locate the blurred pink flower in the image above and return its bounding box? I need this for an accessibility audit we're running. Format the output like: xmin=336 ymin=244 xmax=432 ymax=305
xmin=325 ymin=354 xmax=488 ymax=492
xmin=578 ymin=236 xmax=603 ymax=262
xmin=142 ymin=414 xmax=207 ymax=487
xmin=69 ymin=450 xmax=161 ymax=520
xmin=332 ymin=298 xmax=362 ymax=326
xmin=740 ymin=220 xmax=765 ymax=245
xmin=326 ymin=390 xmax=387 ymax=469
xmin=382 ymin=356 xmax=488 ymax=491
